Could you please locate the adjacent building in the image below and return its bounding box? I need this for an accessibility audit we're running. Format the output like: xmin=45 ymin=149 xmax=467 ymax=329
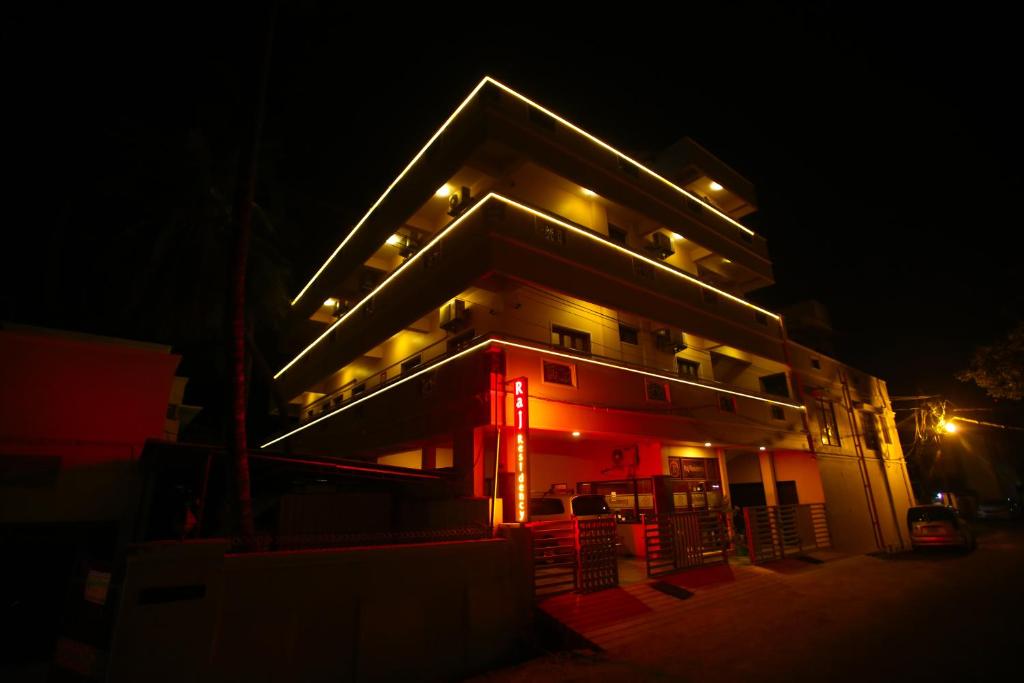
xmin=264 ymin=77 xmax=914 ymax=555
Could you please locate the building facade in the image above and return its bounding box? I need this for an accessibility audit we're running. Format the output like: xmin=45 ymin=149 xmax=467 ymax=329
xmin=265 ymin=77 xmax=914 ymax=554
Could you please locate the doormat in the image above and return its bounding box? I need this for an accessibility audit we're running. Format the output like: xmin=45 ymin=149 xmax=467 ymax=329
xmin=649 ymin=581 xmax=694 ymax=600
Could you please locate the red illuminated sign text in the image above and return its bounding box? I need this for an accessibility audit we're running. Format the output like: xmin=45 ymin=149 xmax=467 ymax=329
xmin=513 ymin=377 xmax=529 ymax=522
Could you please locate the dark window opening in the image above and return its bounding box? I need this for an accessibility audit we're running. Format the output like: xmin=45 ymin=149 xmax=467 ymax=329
xmin=400 ymin=355 xmax=422 ymax=375
xmin=618 ymin=323 xmax=639 ymax=345
xmin=719 ymin=395 xmax=737 ymax=413
xmin=817 ymin=398 xmax=841 ymax=446
xmin=861 ymin=411 xmax=881 ymax=451
xmin=552 ymin=325 xmax=591 ymax=354
xmin=608 ymin=223 xmax=628 ymax=246
xmin=645 ymin=380 xmax=669 ymax=402
xmin=770 ymin=405 xmax=786 ymax=421
xmin=543 ymin=360 xmax=575 ymax=386
xmin=777 ymin=481 xmax=799 ymax=505
xmin=677 ymin=359 xmax=700 ymax=378
xmin=447 ymin=329 xmax=475 ymax=354
xmin=760 ymin=373 xmax=790 ymax=398
xmin=811 ymin=358 xmax=821 ymax=370
xmin=730 ymin=482 xmax=767 ymax=508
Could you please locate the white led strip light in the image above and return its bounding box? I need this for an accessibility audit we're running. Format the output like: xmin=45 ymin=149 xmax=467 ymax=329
xmin=291 ymin=76 xmax=757 ymax=307
xmin=262 ymin=336 xmax=804 ymax=449
xmin=274 ymin=192 xmax=777 ymax=380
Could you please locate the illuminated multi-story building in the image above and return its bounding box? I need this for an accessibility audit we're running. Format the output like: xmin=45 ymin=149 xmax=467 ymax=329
xmin=264 ymin=77 xmax=914 ymax=554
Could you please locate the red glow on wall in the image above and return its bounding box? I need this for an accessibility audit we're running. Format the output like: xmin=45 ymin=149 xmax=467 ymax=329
xmin=513 ymin=377 xmax=529 ymax=523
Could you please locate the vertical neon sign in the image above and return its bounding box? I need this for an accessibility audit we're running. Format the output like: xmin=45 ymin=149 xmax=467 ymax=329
xmin=513 ymin=377 xmax=529 ymax=523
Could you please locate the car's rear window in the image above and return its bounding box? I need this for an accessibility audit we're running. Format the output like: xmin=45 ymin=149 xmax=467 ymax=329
xmin=908 ymin=506 xmax=956 ymax=523
xmin=572 ymin=495 xmax=610 ymax=516
xmin=530 ymin=498 xmax=564 ymax=516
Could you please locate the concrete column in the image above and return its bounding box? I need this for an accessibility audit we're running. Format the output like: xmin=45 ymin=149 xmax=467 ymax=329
xmin=453 ymin=426 xmax=486 ymax=497
xmin=421 ymin=446 xmax=436 ymax=470
xmin=759 ymin=450 xmax=779 ymax=506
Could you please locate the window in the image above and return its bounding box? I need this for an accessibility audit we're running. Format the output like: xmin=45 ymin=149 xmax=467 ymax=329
xmin=447 ymin=329 xmax=475 ymax=353
xmin=817 ymin=398 xmax=841 ymax=446
xmin=677 ymin=358 xmax=700 ymax=378
xmin=543 ymin=360 xmax=575 ymax=386
xmin=770 ymin=405 xmax=786 ymax=421
xmin=608 ymin=223 xmax=628 ymax=246
xmin=645 ymin=379 xmax=670 ymax=402
xmin=618 ymin=323 xmax=639 ymax=345
xmin=400 ymin=355 xmax=422 ymax=375
xmin=810 ymin=358 xmax=821 ymax=370
xmin=861 ymin=411 xmax=881 ymax=451
xmin=719 ymin=395 xmax=737 ymax=413
xmin=551 ymin=325 xmax=591 ymax=354
xmin=760 ymin=373 xmax=790 ymax=398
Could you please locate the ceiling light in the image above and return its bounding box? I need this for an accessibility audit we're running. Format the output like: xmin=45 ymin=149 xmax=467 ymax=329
xmin=435 ymin=185 xmax=452 ymax=198
xmin=709 ymin=181 xmax=723 ymax=191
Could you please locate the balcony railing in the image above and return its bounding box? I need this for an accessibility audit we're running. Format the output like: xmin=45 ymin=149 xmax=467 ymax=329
xmin=300 ymin=332 xmax=802 ymax=426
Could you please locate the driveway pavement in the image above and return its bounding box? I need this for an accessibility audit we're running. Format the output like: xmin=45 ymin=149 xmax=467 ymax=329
xmin=473 ymin=521 xmax=1024 ymax=682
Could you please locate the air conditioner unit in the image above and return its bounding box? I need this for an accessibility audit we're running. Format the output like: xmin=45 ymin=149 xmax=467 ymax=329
xmin=398 ymin=233 xmax=420 ymax=258
xmin=646 ymin=232 xmax=674 ymax=259
xmin=654 ymin=328 xmax=686 ymax=354
xmin=447 ymin=186 xmax=472 ymax=217
xmin=439 ymin=299 xmax=469 ymax=331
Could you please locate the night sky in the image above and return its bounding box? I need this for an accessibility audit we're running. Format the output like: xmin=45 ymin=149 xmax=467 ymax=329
xmin=4 ymin=5 xmax=1021 ymax=418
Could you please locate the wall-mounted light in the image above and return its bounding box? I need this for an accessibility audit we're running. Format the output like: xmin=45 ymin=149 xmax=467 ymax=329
xmin=581 ymin=188 xmax=597 ymax=197
xmin=759 ymin=446 xmax=767 ymax=451
xmin=435 ymin=185 xmax=452 ymax=198
xmin=571 ymin=431 xmax=581 ymax=438
xmin=704 ymin=442 xmax=712 ymax=448
xmin=386 ymin=234 xmax=404 ymax=246
xmin=709 ymin=181 xmax=723 ymax=192
xmin=323 ymin=297 xmax=339 ymax=308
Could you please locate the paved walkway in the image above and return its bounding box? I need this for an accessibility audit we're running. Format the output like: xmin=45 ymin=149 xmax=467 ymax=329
xmin=539 ymin=560 xmax=795 ymax=652
xmin=473 ymin=523 xmax=1024 ymax=682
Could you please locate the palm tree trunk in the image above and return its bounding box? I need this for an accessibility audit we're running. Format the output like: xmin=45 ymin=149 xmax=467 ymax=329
xmin=229 ymin=4 xmax=275 ymax=548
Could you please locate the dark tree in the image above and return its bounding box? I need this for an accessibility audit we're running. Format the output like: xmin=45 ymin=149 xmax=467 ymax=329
xmin=958 ymin=322 xmax=1024 ymax=401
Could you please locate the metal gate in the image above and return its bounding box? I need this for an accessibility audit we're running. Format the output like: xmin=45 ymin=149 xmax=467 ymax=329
xmin=531 ymin=516 xmax=619 ymax=597
xmin=743 ymin=504 xmax=831 ymax=564
xmin=531 ymin=519 xmax=577 ymax=597
xmin=643 ymin=510 xmax=729 ymax=578
xmin=577 ymin=517 xmax=619 ymax=593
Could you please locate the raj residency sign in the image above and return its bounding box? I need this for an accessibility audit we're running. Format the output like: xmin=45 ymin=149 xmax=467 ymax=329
xmin=513 ymin=377 xmax=529 ymax=522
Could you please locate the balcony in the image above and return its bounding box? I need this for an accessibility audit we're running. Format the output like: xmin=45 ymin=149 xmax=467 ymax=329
xmin=267 ymin=332 xmax=806 ymax=453
xmin=275 ymin=194 xmax=786 ymax=401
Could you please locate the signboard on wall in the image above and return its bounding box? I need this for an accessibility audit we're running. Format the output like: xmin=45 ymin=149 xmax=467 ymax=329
xmin=512 ymin=377 xmax=529 ymax=523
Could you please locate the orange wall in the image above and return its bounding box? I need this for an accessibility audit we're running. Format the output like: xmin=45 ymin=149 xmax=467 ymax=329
xmin=773 ymin=450 xmax=826 ymax=503
xmin=0 ymin=330 xmax=180 ymax=455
